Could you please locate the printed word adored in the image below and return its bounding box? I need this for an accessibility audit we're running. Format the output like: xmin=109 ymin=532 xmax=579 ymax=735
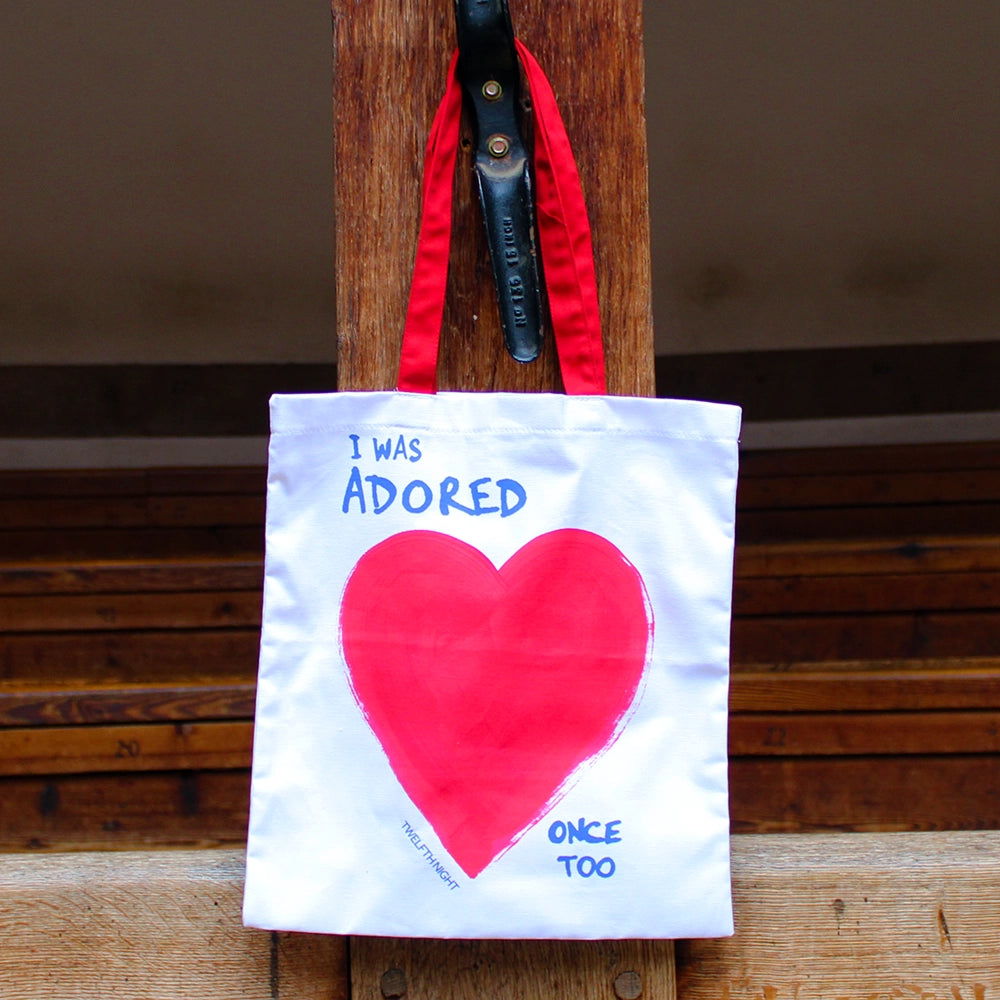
xmin=342 ymin=468 xmax=526 ymax=517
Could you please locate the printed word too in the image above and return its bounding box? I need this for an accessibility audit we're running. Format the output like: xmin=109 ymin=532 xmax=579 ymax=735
xmin=556 ymin=855 xmax=616 ymax=878
xmin=342 ymin=468 xmax=526 ymax=517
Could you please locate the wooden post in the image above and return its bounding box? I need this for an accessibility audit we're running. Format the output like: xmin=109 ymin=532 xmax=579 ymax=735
xmin=332 ymin=0 xmax=654 ymax=398
xmin=332 ymin=0 xmax=666 ymax=995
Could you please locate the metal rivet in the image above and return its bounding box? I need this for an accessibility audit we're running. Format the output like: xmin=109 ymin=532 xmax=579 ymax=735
xmin=487 ymin=134 xmax=510 ymax=158
xmin=380 ymin=968 xmax=407 ymax=998
xmin=614 ymin=970 xmax=643 ymax=1000
xmin=482 ymin=79 xmax=503 ymax=101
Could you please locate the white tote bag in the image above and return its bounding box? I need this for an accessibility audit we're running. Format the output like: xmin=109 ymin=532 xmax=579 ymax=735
xmin=243 ymin=42 xmax=740 ymax=941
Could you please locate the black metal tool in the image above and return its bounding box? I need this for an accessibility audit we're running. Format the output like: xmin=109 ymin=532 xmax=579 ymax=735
xmin=454 ymin=0 xmax=544 ymax=363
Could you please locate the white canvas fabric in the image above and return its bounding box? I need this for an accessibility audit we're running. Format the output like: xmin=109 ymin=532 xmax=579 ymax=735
xmin=243 ymin=389 xmax=741 ymax=939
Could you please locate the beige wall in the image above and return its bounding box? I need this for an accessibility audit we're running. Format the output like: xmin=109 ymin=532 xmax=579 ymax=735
xmin=646 ymin=2 xmax=1000 ymax=354
xmin=2 ymin=1 xmax=997 ymax=363
xmin=1 ymin=1 xmax=336 ymax=364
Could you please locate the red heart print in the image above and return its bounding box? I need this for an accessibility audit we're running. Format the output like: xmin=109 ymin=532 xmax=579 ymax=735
xmin=340 ymin=529 xmax=651 ymax=878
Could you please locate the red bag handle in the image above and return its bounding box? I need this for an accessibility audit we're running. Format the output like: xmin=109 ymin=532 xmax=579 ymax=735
xmin=397 ymin=42 xmax=606 ymax=395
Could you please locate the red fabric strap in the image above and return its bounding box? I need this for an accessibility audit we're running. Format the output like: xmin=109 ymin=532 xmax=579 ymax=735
xmin=397 ymin=44 xmax=606 ymax=395
xmin=397 ymin=51 xmax=463 ymax=394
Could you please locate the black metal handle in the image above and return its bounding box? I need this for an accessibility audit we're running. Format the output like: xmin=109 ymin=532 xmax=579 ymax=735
xmin=454 ymin=0 xmax=544 ymax=363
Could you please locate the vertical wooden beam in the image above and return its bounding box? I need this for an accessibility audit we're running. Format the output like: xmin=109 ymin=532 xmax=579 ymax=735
xmin=332 ymin=0 xmax=654 ymax=397
xmin=332 ymin=0 xmax=667 ymax=995
xmin=352 ymin=939 xmax=675 ymax=1000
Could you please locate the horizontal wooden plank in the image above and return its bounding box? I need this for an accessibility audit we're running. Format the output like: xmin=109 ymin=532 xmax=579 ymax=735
xmin=658 ymin=342 xmax=1000 ymax=422
xmin=7 ymin=475 xmax=999 ymax=527
xmin=0 ymin=680 xmax=256 ymax=727
xmin=739 ymin=440 xmax=1000 ymax=479
xmin=3 ymin=442 xmax=991 ymax=499
xmin=0 ymin=757 xmax=993 ymax=854
xmin=0 ymin=721 xmax=253 ymax=776
xmin=0 ymin=770 xmax=250 ymax=852
xmin=0 ymin=846 xmax=347 ymax=999
xmin=0 ymin=466 xmax=266 ymax=499
xmin=730 ymin=710 xmax=1000 ymax=756
xmin=0 ymin=493 xmax=265 ymax=530
xmin=734 ymin=568 xmax=1000 ymax=614
xmin=738 ymin=468 xmax=1000 ymax=510
xmin=735 ymin=535 xmax=1000 ymax=578
xmin=4 ymin=581 xmax=997 ymax=679
xmin=5 ymin=534 xmax=994 ymax=589
xmin=5 ymin=536 xmax=996 ymax=592
xmin=0 ymin=558 xmax=263 ymax=596
xmin=731 ymin=610 xmax=1000 ymax=662
xmin=0 ymin=468 xmax=151 ymax=499
xmin=677 ymin=830 xmax=1000 ymax=999
xmin=0 ymin=363 xmax=337 ymax=439
xmin=731 ymin=657 xmax=1000 ymax=711
xmin=4 ymin=659 xmax=997 ymax=730
xmin=0 ymin=629 xmax=259 ymax=684
xmin=730 ymin=755 xmax=1000 ymax=833
xmin=1 ymin=441 xmax=995 ymax=498
xmin=2 ymin=831 xmax=997 ymax=999
xmin=0 ymin=589 xmax=262 ymax=632
xmin=1 ymin=526 xmax=264 ymax=562
xmin=143 ymin=466 xmax=266 ymax=496
xmin=4 ymin=342 xmax=999 ymax=438
xmin=737 ymin=502 xmax=1000 ymax=543
xmin=3 ymin=703 xmax=996 ymax=779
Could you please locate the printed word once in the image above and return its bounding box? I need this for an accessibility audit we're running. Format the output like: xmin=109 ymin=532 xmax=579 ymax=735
xmin=342 ymin=468 xmax=526 ymax=517
xmin=556 ymin=855 xmax=616 ymax=878
xmin=547 ymin=818 xmax=622 ymax=845
xmin=401 ymin=820 xmax=460 ymax=890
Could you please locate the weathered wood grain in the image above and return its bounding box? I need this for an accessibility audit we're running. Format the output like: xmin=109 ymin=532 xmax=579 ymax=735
xmin=331 ymin=0 xmax=659 ymax=992
xmin=0 ymin=679 xmax=256 ymax=727
xmin=3 ymin=755 xmax=998 ymax=854
xmin=735 ymin=535 xmax=1000 ymax=578
xmin=0 ymin=589 xmax=262 ymax=632
xmin=0 ymin=466 xmax=265 ymax=499
xmin=731 ymin=657 xmax=1000 ymax=712
xmin=5 ymin=659 xmax=999 ymax=730
xmin=739 ymin=468 xmax=1000 ymax=510
xmin=730 ymin=756 xmax=1000 ymax=834
xmin=0 ymin=770 xmax=250 ymax=852
xmin=0 ymin=493 xmax=265 ymax=530
xmin=678 ymin=832 xmax=1000 ymax=999
xmin=2 ymin=529 xmax=263 ymax=563
xmin=730 ymin=709 xmax=1000 ymax=756
xmin=0 ymin=558 xmax=263 ymax=596
xmin=0 ymin=630 xmax=259 ymax=684
xmin=0 ymin=849 xmax=346 ymax=999
xmin=738 ymin=440 xmax=1000 ymax=478
xmin=0 ymin=720 xmax=252 ymax=776
xmin=332 ymin=0 xmax=653 ymax=397
xmin=2 ymin=836 xmax=996 ymax=999
xmin=352 ymin=937 xmax=676 ymax=1000
xmin=737 ymin=503 xmax=1000 ymax=543
xmin=732 ymin=610 xmax=1000 ymax=663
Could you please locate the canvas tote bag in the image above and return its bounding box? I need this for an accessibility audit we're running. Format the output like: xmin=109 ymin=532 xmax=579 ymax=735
xmin=243 ymin=42 xmax=741 ymax=940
